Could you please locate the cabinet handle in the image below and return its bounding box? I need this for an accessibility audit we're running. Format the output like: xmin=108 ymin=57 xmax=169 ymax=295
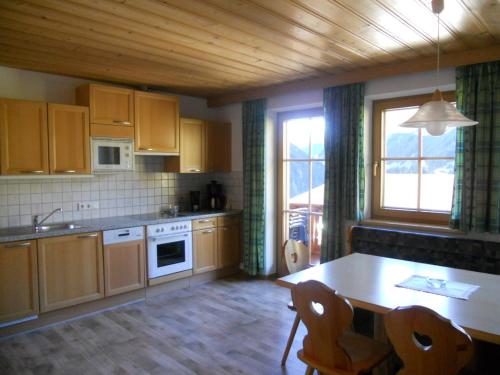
xmin=202 ymin=229 xmax=214 ymax=234
xmin=4 ymin=242 xmax=31 ymax=248
xmin=55 ymin=170 xmax=76 ymax=174
xmin=221 ymin=227 xmax=228 ymax=231
xmin=77 ymin=233 xmax=98 ymax=238
xmin=113 ymin=120 xmax=131 ymax=125
xmin=20 ymin=170 xmax=44 ymax=174
xmin=139 ymin=147 xmax=154 ymax=151
xmin=189 ymin=169 xmax=201 ymax=172
xmin=198 ymin=219 xmax=212 ymax=223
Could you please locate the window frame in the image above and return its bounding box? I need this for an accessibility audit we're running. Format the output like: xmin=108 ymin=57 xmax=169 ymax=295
xmin=372 ymin=91 xmax=456 ymax=225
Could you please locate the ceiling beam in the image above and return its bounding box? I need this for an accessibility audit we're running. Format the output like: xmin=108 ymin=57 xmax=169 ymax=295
xmin=206 ymin=44 xmax=500 ymax=107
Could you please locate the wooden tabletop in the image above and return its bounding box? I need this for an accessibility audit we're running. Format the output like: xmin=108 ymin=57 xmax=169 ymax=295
xmin=277 ymin=253 xmax=500 ymax=344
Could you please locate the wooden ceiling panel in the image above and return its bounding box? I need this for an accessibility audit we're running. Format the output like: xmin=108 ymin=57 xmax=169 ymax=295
xmin=0 ymin=0 xmax=498 ymax=102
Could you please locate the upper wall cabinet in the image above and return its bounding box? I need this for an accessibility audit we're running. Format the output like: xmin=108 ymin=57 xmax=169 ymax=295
xmin=76 ymin=84 xmax=134 ymax=127
xmin=48 ymin=104 xmax=90 ymax=175
xmin=134 ymin=91 xmax=179 ymax=154
xmin=76 ymin=84 xmax=134 ymax=139
xmin=206 ymin=121 xmax=231 ymax=172
xmin=165 ymin=118 xmax=206 ymax=173
xmin=0 ymin=98 xmax=49 ymax=175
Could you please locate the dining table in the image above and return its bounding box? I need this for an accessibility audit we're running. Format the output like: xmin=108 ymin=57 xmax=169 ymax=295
xmin=276 ymin=252 xmax=500 ymax=345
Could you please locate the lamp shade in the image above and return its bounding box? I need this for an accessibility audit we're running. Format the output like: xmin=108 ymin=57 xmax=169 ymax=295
xmin=400 ymin=91 xmax=478 ymax=136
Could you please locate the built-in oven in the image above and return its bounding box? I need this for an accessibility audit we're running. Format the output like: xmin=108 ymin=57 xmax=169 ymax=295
xmin=91 ymin=138 xmax=134 ymax=173
xmin=147 ymin=221 xmax=192 ymax=279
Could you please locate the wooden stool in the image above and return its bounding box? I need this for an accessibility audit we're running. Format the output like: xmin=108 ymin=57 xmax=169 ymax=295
xmin=384 ymin=305 xmax=473 ymax=375
xmin=292 ymin=280 xmax=391 ymax=374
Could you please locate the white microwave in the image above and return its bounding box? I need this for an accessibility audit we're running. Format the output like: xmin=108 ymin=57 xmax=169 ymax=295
xmin=91 ymin=138 xmax=134 ymax=173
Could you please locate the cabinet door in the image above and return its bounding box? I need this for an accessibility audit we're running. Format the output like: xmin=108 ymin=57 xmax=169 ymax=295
xmin=181 ymin=118 xmax=205 ymax=173
xmin=104 ymin=240 xmax=145 ymax=297
xmin=38 ymin=233 xmax=104 ymax=313
xmin=0 ymin=98 xmax=49 ymax=175
xmin=193 ymin=228 xmax=217 ymax=274
xmin=79 ymin=84 xmax=134 ymax=126
xmin=135 ymin=91 xmax=179 ymax=153
xmin=48 ymin=104 xmax=90 ymax=174
xmin=206 ymin=121 xmax=231 ymax=172
xmin=0 ymin=240 xmax=39 ymax=324
xmin=217 ymin=224 xmax=241 ymax=269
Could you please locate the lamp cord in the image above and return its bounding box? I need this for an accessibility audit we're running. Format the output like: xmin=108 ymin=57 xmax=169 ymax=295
xmin=436 ymin=13 xmax=440 ymax=90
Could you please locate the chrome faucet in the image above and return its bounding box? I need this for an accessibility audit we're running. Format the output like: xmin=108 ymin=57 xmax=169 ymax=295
xmin=33 ymin=208 xmax=63 ymax=231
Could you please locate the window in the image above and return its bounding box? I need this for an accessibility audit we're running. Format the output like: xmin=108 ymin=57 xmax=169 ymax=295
xmin=372 ymin=92 xmax=456 ymax=224
xmin=278 ymin=108 xmax=325 ymax=265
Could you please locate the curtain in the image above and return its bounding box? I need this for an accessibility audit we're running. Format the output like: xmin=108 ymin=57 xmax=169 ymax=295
xmin=242 ymin=98 xmax=267 ymax=275
xmin=450 ymin=61 xmax=500 ymax=234
xmin=321 ymin=83 xmax=365 ymax=262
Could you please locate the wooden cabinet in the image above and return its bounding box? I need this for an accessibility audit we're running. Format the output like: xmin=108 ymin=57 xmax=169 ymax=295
xmin=76 ymin=84 xmax=134 ymax=127
xmin=134 ymin=91 xmax=179 ymax=154
xmin=217 ymin=216 xmax=241 ymax=269
xmin=192 ymin=227 xmax=218 ymax=274
xmin=0 ymin=240 xmax=39 ymax=324
xmin=165 ymin=118 xmax=205 ymax=173
xmin=0 ymin=98 xmax=49 ymax=175
xmin=37 ymin=233 xmax=104 ymax=313
xmin=104 ymin=239 xmax=145 ymax=297
xmin=48 ymin=104 xmax=90 ymax=174
xmin=206 ymin=121 xmax=231 ymax=172
xmin=192 ymin=217 xmax=218 ymax=231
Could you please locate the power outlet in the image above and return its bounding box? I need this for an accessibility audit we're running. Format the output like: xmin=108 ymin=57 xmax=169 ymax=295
xmin=76 ymin=201 xmax=100 ymax=211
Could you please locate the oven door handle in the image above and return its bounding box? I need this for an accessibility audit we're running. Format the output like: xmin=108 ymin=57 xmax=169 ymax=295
xmin=149 ymin=233 xmax=190 ymax=242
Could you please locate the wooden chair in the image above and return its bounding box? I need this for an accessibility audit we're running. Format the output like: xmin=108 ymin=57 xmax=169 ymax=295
xmin=281 ymin=240 xmax=311 ymax=366
xmin=292 ymin=280 xmax=391 ymax=374
xmin=384 ymin=305 xmax=473 ymax=375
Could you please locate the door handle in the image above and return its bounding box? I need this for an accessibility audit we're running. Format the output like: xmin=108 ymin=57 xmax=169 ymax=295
xmin=113 ymin=120 xmax=131 ymax=125
xmin=77 ymin=233 xmax=98 ymax=238
xmin=20 ymin=170 xmax=44 ymax=174
xmin=4 ymin=242 xmax=31 ymax=248
xmin=373 ymin=162 xmax=379 ymax=177
xmin=55 ymin=170 xmax=76 ymax=174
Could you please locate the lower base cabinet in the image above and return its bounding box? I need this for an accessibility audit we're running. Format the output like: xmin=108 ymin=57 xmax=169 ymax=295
xmin=217 ymin=224 xmax=241 ymax=269
xmin=104 ymin=239 xmax=145 ymax=296
xmin=193 ymin=227 xmax=218 ymax=274
xmin=37 ymin=233 xmax=104 ymax=313
xmin=0 ymin=240 xmax=39 ymax=324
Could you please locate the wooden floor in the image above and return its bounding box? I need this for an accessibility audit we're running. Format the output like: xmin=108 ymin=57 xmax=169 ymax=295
xmin=0 ymin=278 xmax=308 ymax=374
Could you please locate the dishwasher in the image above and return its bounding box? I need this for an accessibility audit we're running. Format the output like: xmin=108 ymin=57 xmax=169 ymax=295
xmin=102 ymin=226 xmax=146 ymax=297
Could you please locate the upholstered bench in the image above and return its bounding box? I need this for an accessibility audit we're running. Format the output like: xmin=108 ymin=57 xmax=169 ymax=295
xmin=350 ymin=226 xmax=500 ymax=275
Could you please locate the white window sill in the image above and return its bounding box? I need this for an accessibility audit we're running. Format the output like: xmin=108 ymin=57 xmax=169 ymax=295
xmin=359 ymin=219 xmax=463 ymax=236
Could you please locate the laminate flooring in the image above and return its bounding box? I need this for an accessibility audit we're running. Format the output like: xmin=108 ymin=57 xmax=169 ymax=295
xmin=0 ymin=278 xmax=308 ymax=374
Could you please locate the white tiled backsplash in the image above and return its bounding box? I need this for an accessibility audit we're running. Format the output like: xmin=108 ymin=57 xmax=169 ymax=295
xmin=0 ymin=156 xmax=242 ymax=228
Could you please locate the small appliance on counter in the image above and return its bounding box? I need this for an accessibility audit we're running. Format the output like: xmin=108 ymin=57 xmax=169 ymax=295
xmin=190 ymin=191 xmax=201 ymax=211
xmin=207 ymin=180 xmax=227 ymax=210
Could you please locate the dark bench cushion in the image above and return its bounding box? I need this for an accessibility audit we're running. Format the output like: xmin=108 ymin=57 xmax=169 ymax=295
xmin=351 ymin=226 xmax=500 ymax=275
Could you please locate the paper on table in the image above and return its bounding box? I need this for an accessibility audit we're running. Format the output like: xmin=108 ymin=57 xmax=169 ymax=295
xmin=396 ymin=275 xmax=480 ymax=300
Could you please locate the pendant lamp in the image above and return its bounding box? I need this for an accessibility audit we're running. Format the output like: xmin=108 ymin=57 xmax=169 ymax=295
xmin=400 ymin=0 xmax=477 ymax=136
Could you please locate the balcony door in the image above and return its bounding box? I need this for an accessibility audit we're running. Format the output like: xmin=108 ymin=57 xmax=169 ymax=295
xmin=278 ymin=108 xmax=325 ymax=273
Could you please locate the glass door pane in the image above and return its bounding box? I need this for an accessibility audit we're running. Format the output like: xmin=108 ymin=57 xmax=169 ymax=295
xmin=280 ymin=110 xmax=325 ymax=267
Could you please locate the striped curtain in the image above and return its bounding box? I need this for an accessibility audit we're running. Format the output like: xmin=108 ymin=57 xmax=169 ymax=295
xmin=450 ymin=61 xmax=500 ymax=233
xmin=321 ymin=83 xmax=365 ymax=262
xmin=242 ymin=99 xmax=267 ymax=275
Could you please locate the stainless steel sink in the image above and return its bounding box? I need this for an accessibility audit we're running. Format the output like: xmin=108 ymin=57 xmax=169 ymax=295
xmin=35 ymin=223 xmax=85 ymax=232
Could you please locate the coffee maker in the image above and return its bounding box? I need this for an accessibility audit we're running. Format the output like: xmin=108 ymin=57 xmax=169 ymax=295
xmin=207 ymin=180 xmax=226 ymax=210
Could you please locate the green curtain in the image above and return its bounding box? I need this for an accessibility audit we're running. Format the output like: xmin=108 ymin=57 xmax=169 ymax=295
xmin=321 ymin=83 xmax=365 ymax=263
xmin=242 ymin=98 xmax=267 ymax=275
xmin=450 ymin=61 xmax=500 ymax=234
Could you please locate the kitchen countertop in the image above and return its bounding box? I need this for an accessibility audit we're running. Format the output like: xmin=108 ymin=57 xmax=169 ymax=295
xmin=0 ymin=210 xmax=242 ymax=243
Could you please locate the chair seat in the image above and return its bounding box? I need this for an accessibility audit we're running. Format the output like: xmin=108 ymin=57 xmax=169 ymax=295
xmin=298 ymin=331 xmax=391 ymax=375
